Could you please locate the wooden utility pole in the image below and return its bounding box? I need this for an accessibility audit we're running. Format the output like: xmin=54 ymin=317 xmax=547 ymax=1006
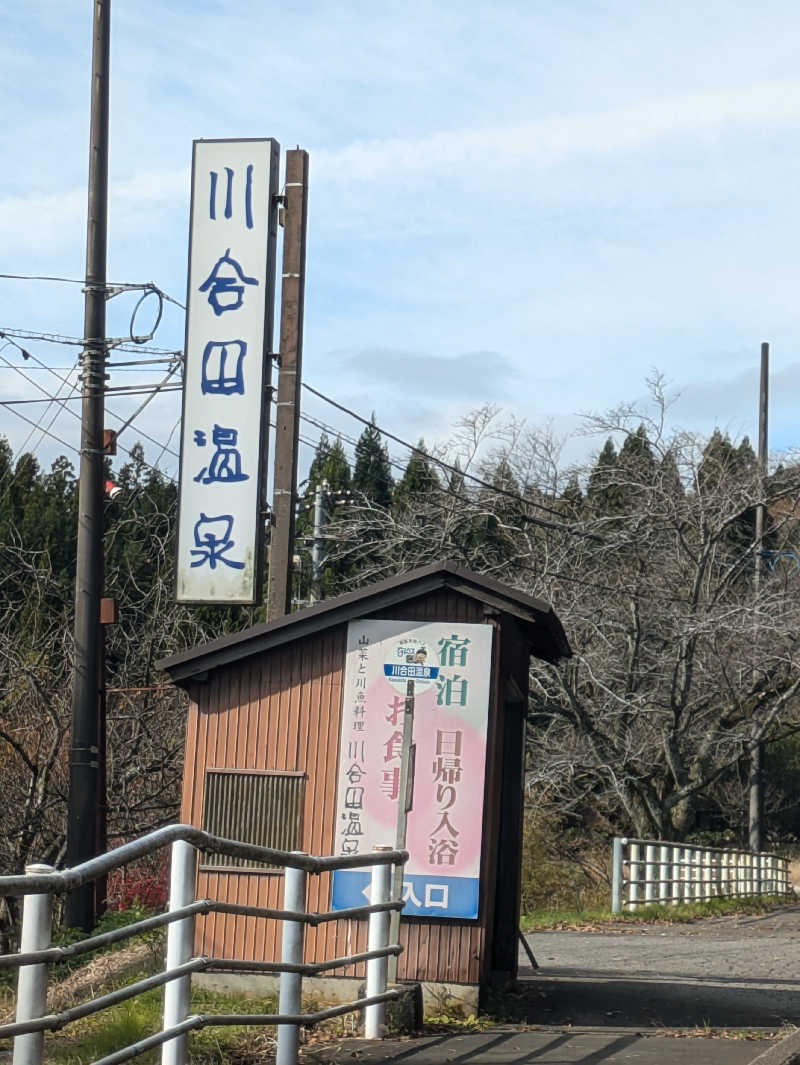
xmin=266 ymin=149 xmax=309 ymax=620
xmin=749 ymin=341 xmax=769 ymax=854
xmin=66 ymin=0 xmax=110 ymax=929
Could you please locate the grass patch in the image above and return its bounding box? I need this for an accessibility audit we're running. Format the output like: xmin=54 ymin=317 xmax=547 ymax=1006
xmin=521 ymin=892 xmax=796 ymax=931
xmin=39 ymin=986 xmax=284 ymax=1065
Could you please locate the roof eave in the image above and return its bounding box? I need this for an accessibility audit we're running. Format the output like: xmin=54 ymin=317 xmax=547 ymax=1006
xmin=158 ymin=561 xmax=572 ymax=685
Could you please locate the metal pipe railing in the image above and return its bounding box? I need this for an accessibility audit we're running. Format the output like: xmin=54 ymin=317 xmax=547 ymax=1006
xmin=162 ymin=839 xmax=196 ymax=1065
xmin=611 ymin=836 xmax=793 ymax=913
xmin=0 ymin=823 xmax=406 ymax=895
xmin=11 ymin=864 xmax=52 ymax=1065
xmin=0 ymin=828 xmax=408 ymax=1065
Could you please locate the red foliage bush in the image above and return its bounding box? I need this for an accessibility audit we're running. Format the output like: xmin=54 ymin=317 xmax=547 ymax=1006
xmin=106 ymin=852 xmax=169 ymax=911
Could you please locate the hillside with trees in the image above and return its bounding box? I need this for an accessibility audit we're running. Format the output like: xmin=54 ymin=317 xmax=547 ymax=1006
xmin=2 ymin=381 xmax=800 ymax=928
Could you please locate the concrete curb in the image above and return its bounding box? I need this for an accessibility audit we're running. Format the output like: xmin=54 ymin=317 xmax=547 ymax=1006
xmin=750 ymin=1029 xmax=800 ymax=1065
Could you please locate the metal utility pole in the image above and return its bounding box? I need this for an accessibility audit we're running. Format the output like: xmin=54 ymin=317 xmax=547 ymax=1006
xmin=266 ymin=149 xmax=309 ymax=620
xmin=310 ymin=482 xmax=325 ymax=603
xmin=749 ymin=341 xmax=769 ymax=854
xmin=66 ymin=0 xmax=110 ymax=930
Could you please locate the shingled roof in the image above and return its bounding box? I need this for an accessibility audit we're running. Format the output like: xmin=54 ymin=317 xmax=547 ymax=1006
xmin=157 ymin=560 xmax=571 ymax=684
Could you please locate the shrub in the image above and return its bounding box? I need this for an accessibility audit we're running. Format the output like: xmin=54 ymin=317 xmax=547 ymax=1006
xmin=105 ymin=852 xmax=169 ymax=912
xmin=519 ymin=808 xmax=609 ymax=914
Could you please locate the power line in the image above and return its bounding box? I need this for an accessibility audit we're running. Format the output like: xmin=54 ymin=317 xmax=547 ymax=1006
xmin=0 ymin=359 xmax=82 ymax=505
xmin=105 ymin=384 xmax=182 ymax=396
xmin=5 ymin=341 xmax=181 ymax=459
xmin=0 ymin=327 xmax=181 ymax=358
xmin=299 ymin=411 xmax=412 ymax=479
xmin=0 ymin=364 xmax=84 ymax=371
xmin=0 ymin=351 xmax=82 ymax=489
xmin=297 ymin=410 xmax=611 ymax=563
xmin=1 ymin=401 xmax=81 ymax=457
xmin=301 ymin=380 xmax=564 ymax=516
xmin=1 ymin=350 xmax=182 ymax=456
xmin=0 ymin=273 xmax=186 ymax=310
xmin=151 ymin=417 xmax=182 ymax=470
xmin=302 ymin=381 xmax=602 ymax=543
xmin=0 ymin=395 xmax=82 ymax=406
xmin=0 ymin=348 xmax=180 ymax=474
xmin=109 ymin=361 xmax=182 ymax=445
xmin=0 ymin=272 xmax=93 ymax=285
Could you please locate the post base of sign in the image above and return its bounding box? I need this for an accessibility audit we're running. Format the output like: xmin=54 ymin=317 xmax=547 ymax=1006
xmin=358 ymin=981 xmax=422 ymax=1035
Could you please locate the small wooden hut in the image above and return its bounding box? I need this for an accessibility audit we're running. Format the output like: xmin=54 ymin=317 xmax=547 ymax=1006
xmin=158 ymin=561 xmax=571 ymax=1006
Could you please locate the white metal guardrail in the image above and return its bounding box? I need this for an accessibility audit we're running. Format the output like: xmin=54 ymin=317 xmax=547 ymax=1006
xmin=611 ymin=836 xmax=792 ymax=914
xmin=0 ymin=825 xmax=407 ymax=1065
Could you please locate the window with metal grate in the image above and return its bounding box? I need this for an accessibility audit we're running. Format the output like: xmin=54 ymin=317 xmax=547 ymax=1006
xmin=200 ymin=769 xmax=305 ymax=870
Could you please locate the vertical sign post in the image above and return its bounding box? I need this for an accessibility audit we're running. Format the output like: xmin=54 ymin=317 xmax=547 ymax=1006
xmin=176 ymin=138 xmax=280 ymax=604
xmin=267 ymin=148 xmax=309 ymax=620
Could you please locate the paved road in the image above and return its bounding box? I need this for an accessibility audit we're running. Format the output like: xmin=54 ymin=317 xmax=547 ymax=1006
xmin=332 ymin=1029 xmax=777 ymax=1065
xmin=517 ymin=905 xmax=800 ymax=1028
xmin=326 ymin=908 xmax=800 ymax=1065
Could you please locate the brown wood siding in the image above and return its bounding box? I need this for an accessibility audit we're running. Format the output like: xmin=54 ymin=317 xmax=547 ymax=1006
xmin=179 ymin=590 xmax=500 ymax=985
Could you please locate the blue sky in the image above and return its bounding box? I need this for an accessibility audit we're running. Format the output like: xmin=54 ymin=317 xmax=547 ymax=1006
xmin=3 ymin=1 xmax=800 ymax=483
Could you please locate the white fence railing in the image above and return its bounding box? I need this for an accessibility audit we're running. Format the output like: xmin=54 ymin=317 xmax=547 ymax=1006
xmin=0 ymin=825 xmax=407 ymax=1065
xmin=611 ymin=837 xmax=792 ymax=914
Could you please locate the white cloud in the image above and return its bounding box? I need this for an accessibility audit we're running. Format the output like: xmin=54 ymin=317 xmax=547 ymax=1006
xmin=315 ymin=81 xmax=800 ymax=183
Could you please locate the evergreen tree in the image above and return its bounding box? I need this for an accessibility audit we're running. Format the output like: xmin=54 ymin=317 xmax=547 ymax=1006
xmin=474 ymin=456 xmax=524 ymax=566
xmin=696 ymin=430 xmax=758 ymax=561
xmin=615 ymin=424 xmax=658 ymax=512
xmin=353 ymin=417 xmax=393 ymax=508
xmin=293 ymin=435 xmax=354 ymax=601
xmin=618 ymin=425 xmax=657 ymax=480
xmin=40 ymin=456 xmax=78 ymax=578
xmin=697 ymin=430 xmax=751 ymax=491
xmin=447 ymin=458 xmax=465 ymax=497
xmin=393 ymin=441 xmax=439 ymax=513
xmin=659 ymin=448 xmax=684 ymax=502
xmin=586 ymin=438 xmax=621 ymax=513
xmin=0 ymin=435 xmax=12 ymax=485
xmin=305 ymin=434 xmax=352 ymax=495
xmin=561 ymin=474 xmax=583 ymax=515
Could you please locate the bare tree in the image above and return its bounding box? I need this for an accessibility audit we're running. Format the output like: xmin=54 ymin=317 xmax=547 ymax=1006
xmin=326 ymin=385 xmax=800 ymax=842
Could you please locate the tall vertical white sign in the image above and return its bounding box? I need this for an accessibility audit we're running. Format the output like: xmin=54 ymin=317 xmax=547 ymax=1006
xmin=176 ymin=138 xmax=279 ymax=604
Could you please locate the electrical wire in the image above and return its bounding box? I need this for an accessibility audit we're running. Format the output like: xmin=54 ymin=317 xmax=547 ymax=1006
xmin=0 ymin=327 xmax=181 ymax=358
xmin=0 ymin=273 xmax=186 ymax=310
xmin=299 ymin=411 xmax=413 ymax=480
xmin=0 ymin=402 xmax=81 ymax=458
xmin=302 ymin=381 xmax=577 ymax=519
xmin=0 ymin=353 xmax=83 ymax=503
xmin=4 ymin=339 xmax=180 ymax=453
xmin=105 ymin=384 xmax=182 ymax=396
xmin=0 ymin=364 xmax=81 ymax=371
xmin=151 ymin=417 xmax=182 ymax=470
xmin=0 ymin=395 xmax=82 ymax=406
xmin=0 ymin=348 xmax=81 ymax=459
xmin=109 ymin=361 xmax=182 ymax=445
xmin=0 ymin=348 xmax=180 ymax=469
xmin=301 ymin=381 xmax=602 ymax=543
xmin=100 ymin=385 xmax=184 ymax=398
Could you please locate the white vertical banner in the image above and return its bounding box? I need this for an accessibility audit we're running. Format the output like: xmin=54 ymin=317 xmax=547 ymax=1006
xmin=176 ymin=138 xmax=279 ymax=604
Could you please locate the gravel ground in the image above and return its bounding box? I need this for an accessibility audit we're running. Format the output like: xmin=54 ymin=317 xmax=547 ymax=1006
xmin=517 ymin=904 xmax=800 ymax=1029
